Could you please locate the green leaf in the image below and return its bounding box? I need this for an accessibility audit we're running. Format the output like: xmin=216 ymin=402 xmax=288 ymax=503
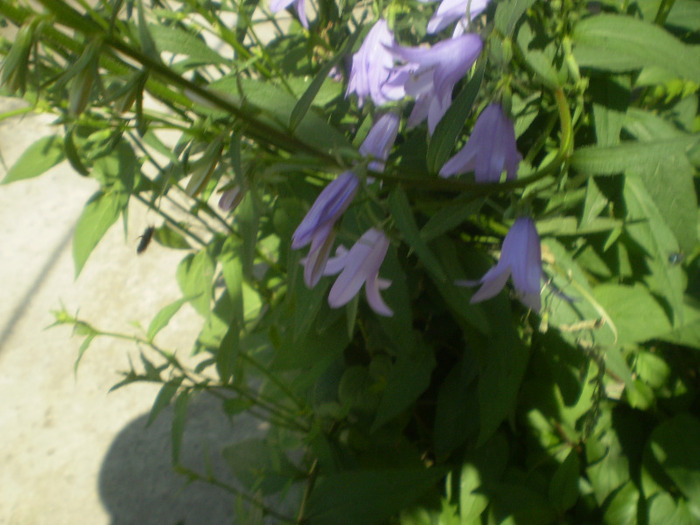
xmin=549 ymin=449 xmax=581 ymax=513
xmin=426 ymin=62 xmax=484 ymax=174
xmin=306 ymin=468 xmax=446 ymax=525
xmin=494 ymin=0 xmax=537 ymax=37
xmin=572 ymin=14 xmax=700 ymax=83
xmin=176 ymin=249 xmax=215 ymax=318
xmin=148 ymin=24 xmax=225 ymax=65
xmin=222 ymin=438 xmax=301 ymax=495
xmin=2 ymin=135 xmax=65 ymax=184
xmin=460 ymin=434 xmax=509 ymax=523
xmin=73 ymin=190 xmax=127 ymax=276
xmin=153 ymin=225 xmax=191 ymax=250
xmin=146 ymin=378 xmax=184 ymax=427
xmin=433 ymin=354 xmax=479 ymax=457
xmin=389 ymin=187 xmax=448 ymax=282
xmin=289 ymin=32 xmax=358 ymax=130
xmin=137 ymin=0 xmax=160 ymax=61
xmin=649 ymin=414 xmax=700 ymax=517
xmin=593 ymin=284 xmax=672 ymax=345
xmin=623 ymin=177 xmax=685 ymax=326
xmin=372 ymin=344 xmax=436 ymax=432
xmin=91 ymin=140 xmax=137 ymax=192
xmin=570 ymin=135 xmax=700 ymax=176
xmin=216 ymin=322 xmax=239 ymax=385
xmin=603 ymin=481 xmax=639 ymax=525
xmin=171 ymin=389 xmax=189 ymax=464
xmin=147 ymin=296 xmax=191 ymax=341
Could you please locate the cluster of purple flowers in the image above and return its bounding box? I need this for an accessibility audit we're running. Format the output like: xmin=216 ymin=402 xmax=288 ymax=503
xmin=281 ymin=0 xmax=543 ymax=314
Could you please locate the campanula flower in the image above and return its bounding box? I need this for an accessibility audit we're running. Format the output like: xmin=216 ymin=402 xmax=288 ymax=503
xmin=426 ymin=0 xmax=491 ymax=35
xmin=326 ymin=228 xmax=393 ymax=316
xmin=457 ymin=217 xmax=542 ymax=311
xmin=292 ymin=171 xmax=359 ymax=286
xmin=346 ymin=19 xmax=405 ymax=107
xmin=359 ymin=112 xmax=400 ymax=172
xmin=218 ymin=186 xmax=244 ymax=212
xmin=440 ymin=103 xmax=522 ymax=182
xmin=270 ymin=0 xmax=308 ymax=29
xmin=388 ymin=34 xmax=483 ymax=134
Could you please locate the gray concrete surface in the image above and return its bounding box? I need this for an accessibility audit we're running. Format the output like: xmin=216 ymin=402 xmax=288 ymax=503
xmin=0 ymin=99 xmax=267 ymax=524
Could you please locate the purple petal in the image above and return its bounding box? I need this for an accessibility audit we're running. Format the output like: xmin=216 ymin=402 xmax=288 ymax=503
xmin=360 ymin=112 xmax=400 ymax=171
xmin=292 ymin=171 xmax=358 ymax=249
xmin=469 ymin=264 xmax=511 ymax=304
xmin=365 ymin=274 xmax=394 ymax=316
xmin=303 ymin=225 xmax=336 ymax=287
xmin=328 ymin=228 xmax=390 ymax=308
xmin=508 ymin=217 xmax=542 ymax=311
xmin=427 ymin=0 xmax=491 ymax=34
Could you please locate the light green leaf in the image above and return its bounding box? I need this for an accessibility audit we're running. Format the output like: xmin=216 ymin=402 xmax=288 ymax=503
xmin=176 ymin=249 xmax=215 ymax=318
xmin=623 ymin=177 xmax=685 ymax=326
xmin=149 ymin=24 xmax=225 ymax=65
xmin=147 ymin=296 xmax=191 ymax=341
xmin=306 ymin=468 xmax=446 ymax=525
xmin=572 ymin=14 xmax=700 ymax=83
xmin=494 ymin=0 xmax=537 ymax=37
xmin=603 ymin=480 xmax=639 ymax=525
xmin=2 ymin=135 xmax=65 ymax=184
xmin=73 ymin=190 xmax=127 ymax=276
xmin=570 ymin=135 xmax=700 ymax=176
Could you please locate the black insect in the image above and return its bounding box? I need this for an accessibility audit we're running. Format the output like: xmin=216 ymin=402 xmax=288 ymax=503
xmin=137 ymin=226 xmax=155 ymax=254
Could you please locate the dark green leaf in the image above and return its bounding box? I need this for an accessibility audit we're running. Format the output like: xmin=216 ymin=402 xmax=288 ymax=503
xmin=389 ymin=186 xmax=448 ymax=282
xmin=171 ymin=390 xmax=189 ymax=464
xmin=147 ymin=377 xmax=184 ymax=427
xmin=306 ymin=467 xmax=446 ymax=525
xmin=549 ymin=449 xmax=581 ymax=513
xmin=222 ymin=438 xmax=301 ymax=495
xmin=372 ymin=344 xmax=436 ymax=432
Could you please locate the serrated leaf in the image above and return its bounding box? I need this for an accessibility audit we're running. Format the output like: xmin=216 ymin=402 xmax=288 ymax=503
xmin=570 ymin=135 xmax=700 ymax=175
xmin=73 ymin=190 xmax=127 ymax=276
xmin=2 ymin=135 xmax=65 ymax=184
xmin=149 ymin=24 xmax=225 ymax=65
xmin=572 ymin=14 xmax=700 ymax=83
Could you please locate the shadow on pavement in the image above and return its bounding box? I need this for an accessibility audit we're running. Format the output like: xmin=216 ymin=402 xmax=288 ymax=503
xmin=98 ymin=394 xmax=258 ymax=525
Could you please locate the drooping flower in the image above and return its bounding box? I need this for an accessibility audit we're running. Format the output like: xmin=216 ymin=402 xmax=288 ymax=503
xmin=326 ymin=228 xmax=393 ymax=316
xmin=218 ymin=185 xmax=244 ymax=212
xmin=388 ymin=34 xmax=483 ymax=134
xmin=270 ymin=0 xmax=308 ymax=29
xmin=426 ymin=0 xmax=491 ymax=35
xmin=457 ymin=217 xmax=542 ymax=311
xmin=346 ymin=19 xmax=405 ymax=107
xmin=292 ymin=171 xmax=359 ymax=286
xmin=359 ymin=112 xmax=400 ymax=172
xmin=440 ymin=103 xmax=522 ymax=182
